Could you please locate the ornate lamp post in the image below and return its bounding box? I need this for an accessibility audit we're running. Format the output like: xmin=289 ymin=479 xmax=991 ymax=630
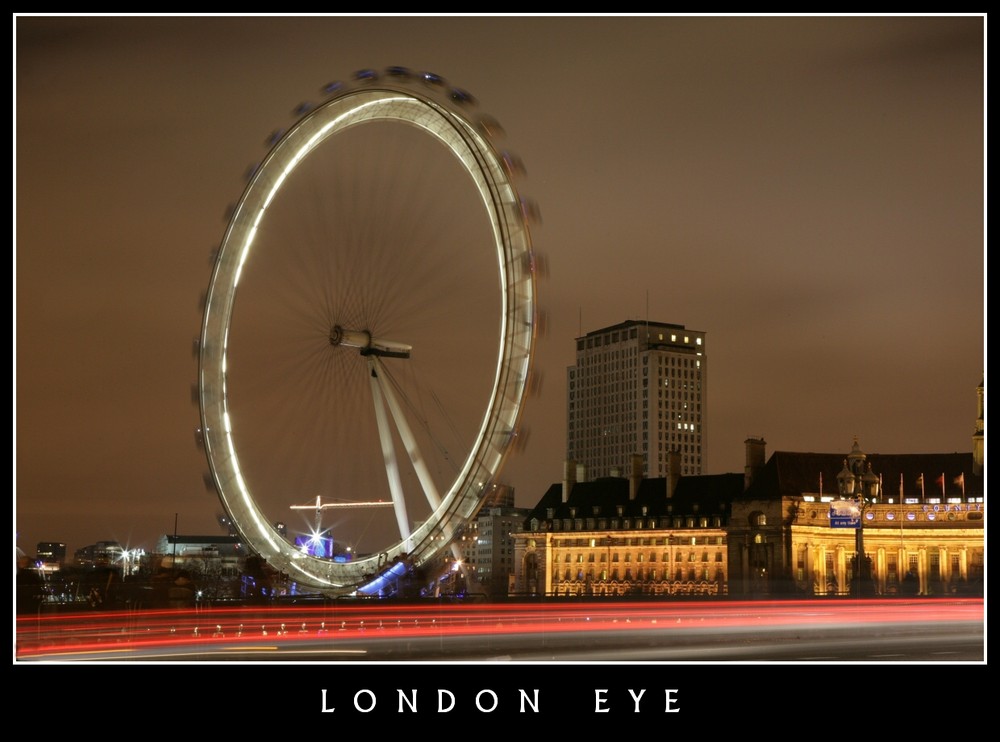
xmin=836 ymin=439 xmax=881 ymax=597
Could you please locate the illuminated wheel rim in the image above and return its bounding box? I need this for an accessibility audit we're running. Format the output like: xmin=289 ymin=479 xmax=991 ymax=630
xmin=198 ymin=75 xmax=536 ymax=595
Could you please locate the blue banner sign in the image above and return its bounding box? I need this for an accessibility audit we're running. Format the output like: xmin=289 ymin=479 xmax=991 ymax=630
xmin=830 ymin=499 xmax=861 ymax=528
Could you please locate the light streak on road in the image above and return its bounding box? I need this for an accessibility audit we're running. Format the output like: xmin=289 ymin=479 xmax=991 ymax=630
xmin=15 ymin=598 xmax=983 ymax=662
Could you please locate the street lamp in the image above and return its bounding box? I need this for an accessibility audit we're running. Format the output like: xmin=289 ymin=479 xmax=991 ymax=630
xmin=836 ymin=439 xmax=881 ymax=597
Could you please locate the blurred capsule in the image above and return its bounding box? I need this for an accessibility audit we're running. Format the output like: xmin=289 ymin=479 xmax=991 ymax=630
xmin=537 ymin=309 xmax=549 ymax=338
xmin=527 ymin=368 xmax=544 ymax=397
xmin=500 ymin=151 xmax=526 ymax=177
xmin=509 ymin=426 xmax=530 ymax=452
xmin=191 ymin=338 xmax=200 ymax=358
xmin=321 ymin=80 xmax=344 ymax=95
xmin=419 ymin=71 xmax=446 ymax=87
xmin=203 ymin=472 xmax=216 ymax=491
xmin=191 ymin=383 xmax=200 ymax=405
xmin=197 ymin=291 xmax=207 ymax=311
xmin=194 ymin=428 xmax=205 ymax=450
xmin=244 ymin=162 xmax=260 ymax=182
xmin=265 ymin=129 xmax=284 ymax=147
xmin=530 ymin=251 xmax=549 ymax=279
xmin=476 ymin=115 xmax=505 ymax=140
xmin=533 ymin=307 xmax=549 ymax=337
xmin=354 ymin=68 xmax=379 ymax=82
xmin=448 ymin=87 xmax=476 ymax=106
xmin=223 ymin=203 xmax=236 ymax=222
xmin=519 ymin=197 xmax=542 ymax=224
xmin=292 ymin=101 xmax=313 ymax=117
xmin=385 ymin=65 xmax=412 ymax=80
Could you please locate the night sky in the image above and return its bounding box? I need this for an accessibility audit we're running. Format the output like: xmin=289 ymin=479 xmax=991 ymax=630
xmin=15 ymin=15 xmax=984 ymax=558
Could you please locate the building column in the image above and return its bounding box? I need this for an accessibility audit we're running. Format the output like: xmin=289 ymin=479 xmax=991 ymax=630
xmin=739 ymin=542 xmax=750 ymax=596
xmin=812 ymin=546 xmax=829 ymax=595
xmin=803 ymin=543 xmax=815 ymax=595
xmin=542 ymin=534 xmax=553 ymax=596
xmin=876 ymin=547 xmax=886 ymax=596
xmin=835 ymin=545 xmax=848 ymax=595
xmin=918 ymin=548 xmax=928 ymax=595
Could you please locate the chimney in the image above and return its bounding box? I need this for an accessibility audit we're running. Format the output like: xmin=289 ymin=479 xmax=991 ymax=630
xmin=666 ymin=448 xmax=681 ymax=498
xmin=745 ymin=438 xmax=767 ymax=490
xmin=629 ymin=453 xmax=643 ymax=501
xmin=562 ymin=459 xmax=576 ymax=503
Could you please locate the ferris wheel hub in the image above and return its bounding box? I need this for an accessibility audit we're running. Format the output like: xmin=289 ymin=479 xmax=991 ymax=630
xmin=329 ymin=325 xmax=412 ymax=359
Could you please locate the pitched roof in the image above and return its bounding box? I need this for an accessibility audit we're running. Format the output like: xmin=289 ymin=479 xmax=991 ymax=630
xmin=523 ymin=473 xmax=744 ymax=526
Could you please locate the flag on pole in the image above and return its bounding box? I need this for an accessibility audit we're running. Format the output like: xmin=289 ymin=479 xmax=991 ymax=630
xmin=917 ymin=473 xmax=925 ymax=499
xmin=936 ymin=473 xmax=945 ymax=497
xmin=953 ymin=472 xmax=965 ymax=496
xmin=899 ymin=472 xmax=904 ymax=501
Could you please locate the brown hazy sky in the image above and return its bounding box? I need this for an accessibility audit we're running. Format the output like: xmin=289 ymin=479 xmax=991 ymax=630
xmin=15 ymin=15 xmax=984 ymax=557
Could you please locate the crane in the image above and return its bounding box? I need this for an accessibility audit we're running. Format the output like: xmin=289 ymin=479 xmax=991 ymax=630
xmin=289 ymin=496 xmax=393 ymax=557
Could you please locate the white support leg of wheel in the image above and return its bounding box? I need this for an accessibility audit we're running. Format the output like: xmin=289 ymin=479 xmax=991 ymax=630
xmin=372 ymin=357 xmax=444 ymax=514
xmin=369 ymin=359 xmax=412 ymax=552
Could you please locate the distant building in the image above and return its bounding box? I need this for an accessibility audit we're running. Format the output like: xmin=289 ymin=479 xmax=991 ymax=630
xmin=470 ymin=505 xmax=531 ymax=599
xmin=36 ymin=542 xmax=66 ymax=571
xmin=74 ymin=540 xmax=123 ymax=569
xmin=155 ymin=534 xmax=245 ymax=576
xmin=446 ymin=484 xmax=528 ymax=599
xmin=567 ymin=319 xmax=706 ymax=480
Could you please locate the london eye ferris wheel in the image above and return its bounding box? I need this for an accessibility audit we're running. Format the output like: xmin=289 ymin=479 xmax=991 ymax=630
xmin=196 ymin=67 xmax=539 ymax=596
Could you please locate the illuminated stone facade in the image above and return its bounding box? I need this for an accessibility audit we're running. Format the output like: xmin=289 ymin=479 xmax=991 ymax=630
xmin=519 ymin=380 xmax=985 ymax=600
xmin=513 ymin=457 xmax=743 ymax=597
xmin=514 ymin=437 xmax=984 ymax=599
xmin=728 ymin=440 xmax=985 ymax=597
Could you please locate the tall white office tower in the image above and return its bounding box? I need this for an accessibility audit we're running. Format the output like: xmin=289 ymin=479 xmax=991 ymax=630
xmin=567 ymin=320 xmax=706 ymax=480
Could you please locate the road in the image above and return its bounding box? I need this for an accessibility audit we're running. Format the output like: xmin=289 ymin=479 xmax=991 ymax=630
xmin=15 ymin=598 xmax=984 ymax=663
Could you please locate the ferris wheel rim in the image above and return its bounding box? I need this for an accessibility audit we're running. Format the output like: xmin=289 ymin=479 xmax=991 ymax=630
xmin=197 ymin=79 xmax=536 ymax=595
